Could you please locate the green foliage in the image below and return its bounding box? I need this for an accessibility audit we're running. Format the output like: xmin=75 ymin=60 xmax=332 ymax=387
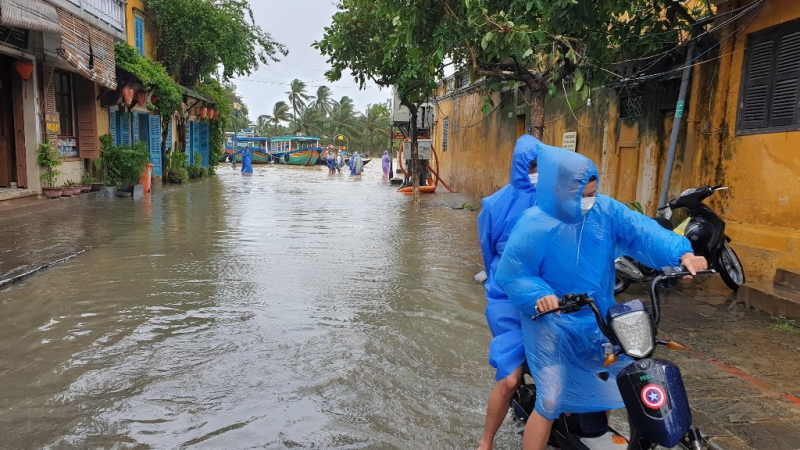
xmin=37 ymin=142 xmax=61 ymax=188
xmin=102 ymin=137 xmax=150 ymax=187
xmin=145 ymin=0 xmax=287 ymax=85
xmin=625 ymin=201 xmax=645 ymax=214
xmin=315 ymin=0 xmax=442 ymax=112
xmin=80 ymin=173 xmax=94 ymax=185
xmin=63 ymin=179 xmax=77 ymax=187
xmin=187 ymin=165 xmax=207 ymax=180
xmin=114 ymin=43 xmax=182 ymax=121
xmin=772 ymin=318 xmax=799 ymax=333
xmin=167 ymin=167 xmax=189 ymax=184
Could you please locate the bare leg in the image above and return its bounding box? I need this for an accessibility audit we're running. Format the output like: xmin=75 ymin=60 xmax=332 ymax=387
xmin=478 ymin=366 xmax=522 ymax=450
xmin=522 ymin=410 xmax=554 ymax=450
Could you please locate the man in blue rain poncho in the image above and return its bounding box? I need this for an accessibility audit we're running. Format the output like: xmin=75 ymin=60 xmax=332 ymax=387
xmin=477 ymin=135 xmax=561 ymax=450
xmin=495 ymin=147 xmax=707 ymax=450
xmin=240 ymin=146 xmax=253 ymax=174
xmin=350 ymin=152 xmax=363 ymax=176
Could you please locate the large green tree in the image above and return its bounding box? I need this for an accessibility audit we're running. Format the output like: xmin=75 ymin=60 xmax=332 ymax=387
xmin=145 ymin=0 xmax=286 ymax=85
xmin=361 ymin=102 xmax=391 ymax=154
xmin=439 ymin=0 xmax=708 ymax=138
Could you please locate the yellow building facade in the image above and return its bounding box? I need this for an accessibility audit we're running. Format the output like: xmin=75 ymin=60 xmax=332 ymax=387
xmin=432 ymin=0 xmax=800 ymax=283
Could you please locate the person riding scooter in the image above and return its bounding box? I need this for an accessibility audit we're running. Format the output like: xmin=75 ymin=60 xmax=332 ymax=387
xmin=494 ymin=147 xmax=707 ymax=450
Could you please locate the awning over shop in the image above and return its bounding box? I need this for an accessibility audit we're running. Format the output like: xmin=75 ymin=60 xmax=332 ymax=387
xmin=0 ymin=0 xmax=60 ymax=34
xmin=57 ymin=8 xmax=116 ymax=91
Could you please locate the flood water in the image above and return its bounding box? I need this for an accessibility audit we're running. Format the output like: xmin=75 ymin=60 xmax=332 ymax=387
xmin=0 ymin=161 xmax=517 ymax=448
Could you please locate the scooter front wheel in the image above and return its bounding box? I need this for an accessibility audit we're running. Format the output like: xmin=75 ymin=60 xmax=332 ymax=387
xmin=614 ymin=273 xmax=631 ymax=295
xmin=718 ymin=241 xmax=745 ymax=291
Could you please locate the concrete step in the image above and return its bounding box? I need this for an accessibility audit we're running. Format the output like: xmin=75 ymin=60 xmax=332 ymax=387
xmin=737 ymin=282 xmax=800 ymax=320
xmin=775 ymin=268 xmax=800 ymax=291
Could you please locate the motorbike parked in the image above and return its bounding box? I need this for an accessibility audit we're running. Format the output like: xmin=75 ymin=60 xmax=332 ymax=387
xmin=614 ymin=186 xmax=745 ymax=295
xmin=511 ymin=268 xmax=715 ymax=450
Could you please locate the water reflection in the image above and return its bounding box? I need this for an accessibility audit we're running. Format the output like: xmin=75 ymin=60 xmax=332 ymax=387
xmin=0 ymin=161 xmax=517 ymax=448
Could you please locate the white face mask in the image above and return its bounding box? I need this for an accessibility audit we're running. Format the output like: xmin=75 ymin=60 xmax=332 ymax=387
xmin=580 ymin=197 xmax=596 ymax=215
xmin=529 ymin=173 xmax=538 ymax=185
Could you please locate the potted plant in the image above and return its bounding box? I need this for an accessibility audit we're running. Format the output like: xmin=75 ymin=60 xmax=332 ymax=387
xmin=103 ymin=138 xmax=150 ymax=197
xmin=62 ymin=180 xmax=77 ymax=197
xmin=38 ymin=142 xmax=62 ymax=198
xmin=80 ymin=173 xmax=94 ymax=193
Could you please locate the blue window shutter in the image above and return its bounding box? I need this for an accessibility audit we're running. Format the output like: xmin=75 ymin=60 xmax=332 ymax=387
xmin=135 ymin=17 xmax=145 ymax=55
xmin=109 ymin=109 xmax=118 ymax=146
xmin=132 ymin=112 xmax=140 ymax=143
xmin=120 ymin=112 xmax=131 ymax=145
xmin=185 ymin=121 xmax=191 ymax=157
xmin=149 ymin=115 xmax=162 ymax=177
xmin=199 ymin=122 xmax=210 ymax=167
xmin=192 ymin=120 xmax=200 ymax=165
xmin=166 ymin=119 xmax=173 ymax=151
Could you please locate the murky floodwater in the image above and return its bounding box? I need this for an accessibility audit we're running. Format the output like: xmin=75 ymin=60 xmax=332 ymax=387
xmin=0 ymin=161 xmax=517 ymax=449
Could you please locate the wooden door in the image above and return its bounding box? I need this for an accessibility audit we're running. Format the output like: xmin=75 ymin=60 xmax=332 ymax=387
xmin=516 ymin=114 xmax=526 ymax=139
xmin=614 ymin=142 xmax=641 ymax=204
xmin=0 ymin=59 xmax=15 ymax=187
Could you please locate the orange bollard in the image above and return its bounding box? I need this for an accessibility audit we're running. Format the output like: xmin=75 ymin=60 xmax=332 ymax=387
xmin=140 ymin=163 xmax=153 ymax=193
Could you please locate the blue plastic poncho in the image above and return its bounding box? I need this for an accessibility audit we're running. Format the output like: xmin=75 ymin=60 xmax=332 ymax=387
xmin=494 ymin=146 xmax=692 ymax=420
xmin=350 ymin=153 xmax=363 ymax=175
xmin=241 ymin=147 xmax=253 ymax=174
xmin=478 ymin=135 xmax=560 ymax=382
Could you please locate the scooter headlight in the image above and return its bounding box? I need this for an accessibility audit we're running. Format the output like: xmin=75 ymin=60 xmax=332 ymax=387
xmin=610 ymin=309 xmax=654 ymax=359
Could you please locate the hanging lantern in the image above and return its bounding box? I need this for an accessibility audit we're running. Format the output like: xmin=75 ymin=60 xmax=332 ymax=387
xmin=136 ymin=90 xmax=147 ymax=107
xmin=14 ymin=59 xmax=34 ymax=99
xmin=207 ymin=108 xmax=214 ymax=120
xmin=121 ymin=85 xmax=134 ymax=106
xmin=200 ymin=106 xmax=208 ymax=119
xmin=150 ymin=93 xmax=159 ymax=104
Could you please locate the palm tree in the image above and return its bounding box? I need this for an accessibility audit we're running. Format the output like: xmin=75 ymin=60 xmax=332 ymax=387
xmin=297 ymin=108 xmax=325 ymax=136
xmin=362 ymin=102 xmax=391 ymax=153
xmin=328 ymin=96 xmax=361 ymax=138
xmin=255 ymin=115 xmax=271 ymax=136
xmin=309 ymin=86 xmax=334 ymax=116
xmin=286 ymin=79 xmax=312 ymax=133
xmin=265 ymin=101 xmax=291 ymax=136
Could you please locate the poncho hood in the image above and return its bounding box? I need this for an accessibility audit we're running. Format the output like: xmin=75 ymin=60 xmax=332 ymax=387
xmin=536 ymin=147 xmax=599 ymax=224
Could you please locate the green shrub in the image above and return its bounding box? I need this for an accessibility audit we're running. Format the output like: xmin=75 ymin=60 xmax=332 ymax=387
xmin=38 ymin=142 xmax=61 ymax=188
xmin=166 ymin=167 xmax=189 ymax=184
xmin=187 ymin=165 xmax=205 ymax=179
xmin=103 ymin=137 xmax=150 ymax=187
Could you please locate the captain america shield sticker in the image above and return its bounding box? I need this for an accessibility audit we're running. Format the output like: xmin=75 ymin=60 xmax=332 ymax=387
xmin=641 ymin=384 xmax=667 ymax=409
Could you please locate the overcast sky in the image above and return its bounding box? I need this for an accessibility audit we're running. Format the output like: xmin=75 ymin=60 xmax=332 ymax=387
xmin=231 ymin=1 xmax=391 ymax=123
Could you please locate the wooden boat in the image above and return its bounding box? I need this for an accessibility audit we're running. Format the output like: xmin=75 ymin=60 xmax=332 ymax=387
xmin=270 ymin=136 xmax=323 ymax=166
xmin=222 ymin=136 xmax=272 ymax=164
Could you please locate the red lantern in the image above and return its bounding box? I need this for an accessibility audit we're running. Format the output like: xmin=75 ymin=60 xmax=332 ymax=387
xmin=136 ymin=90 xmax=147 ymax=107
xmin=200 ymin=106 xmax=208 ymax=119
xmin=208 ymin=108 xmax=216 ymax=120
xmin=121 ymin=85 xmax=134 ymax=106
xmin=14 ymin=59 xmax=34 ymax=99
xmin=150 ymin=94 xmax=159 ymax=104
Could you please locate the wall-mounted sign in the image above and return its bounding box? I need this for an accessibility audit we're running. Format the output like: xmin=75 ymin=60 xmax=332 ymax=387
xmin=46 ymin=112 xmax=61 ymax=135
xmin=562 ymin=131 xmax=577 ymax=151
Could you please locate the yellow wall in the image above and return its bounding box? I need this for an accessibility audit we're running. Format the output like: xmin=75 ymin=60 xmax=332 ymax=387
xmin=125 ymin=0 xmax=154 ymax=59
xmin=433 ymin=0 xmax=800 ymax=282
xmin=685 ymin=0 xmax=800 ymax=281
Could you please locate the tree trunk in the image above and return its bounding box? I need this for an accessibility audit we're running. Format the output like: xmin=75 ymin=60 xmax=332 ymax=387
xmin=408 ymin=104 xmax=420 ymax=205
xmin=530 ymin=88 xmax=546 ymax=140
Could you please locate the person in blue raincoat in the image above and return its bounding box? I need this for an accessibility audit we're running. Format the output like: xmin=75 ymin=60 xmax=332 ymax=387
xmin=350 ymin=152 xmax=363 ymax=176
xmin=495 ymin=147 xmax=707 ymax=450
xmin=240 ymin=146 xmax=253 ymax=174
xmin=477 ymin=134 xmax=560 ymax=450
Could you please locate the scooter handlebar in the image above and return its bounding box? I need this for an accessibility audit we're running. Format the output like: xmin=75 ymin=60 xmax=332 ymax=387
xmin=650 ymin=268 xmax=716 ymax=325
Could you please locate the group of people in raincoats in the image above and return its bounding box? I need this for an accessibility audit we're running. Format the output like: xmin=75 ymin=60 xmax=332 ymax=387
xmin=476 ymin=135 xmax=707 ymax=450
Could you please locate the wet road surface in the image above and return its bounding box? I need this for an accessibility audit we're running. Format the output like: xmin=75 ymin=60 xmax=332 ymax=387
xmin=1 ymin=160 xmax=799 ymax=449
